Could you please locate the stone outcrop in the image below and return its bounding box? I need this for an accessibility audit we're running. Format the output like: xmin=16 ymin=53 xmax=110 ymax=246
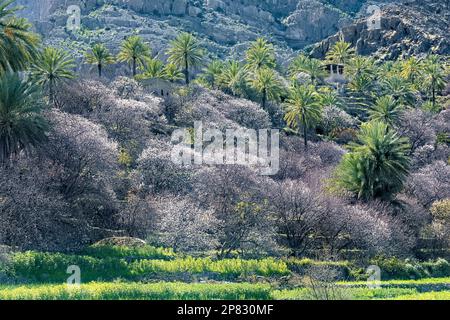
xmin=15 ymin=0 xmax=450 ymax=60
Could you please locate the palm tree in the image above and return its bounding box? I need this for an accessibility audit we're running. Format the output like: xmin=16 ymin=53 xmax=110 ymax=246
xmin=400 ymin=56 xmax=423 ymax=86
xmin=163 ymin=63 xmax=183 ymax=83
xmin=369 ymin=95 xmax=402 ymax=127
xmin=218 ymin=60 xmax=250 ymax=97
xmin=284 ymin=84 xmax=322 ymax=149
xmin=167 ymin=32 xmax=204 ymax=85
xmin=326 ymin=38 xmax=355 ymax=65
xmin=346 ymin=56 xmax=376 ymax=81
xmin=0 ymin=0 xmax=40 ymax=73
xmin=117 ymin=35 xmax=151 ymax=77
xmin=245 ymin=37 xmax=276 ymax=71
xmin=30 ymin=47 xmax=75 ymax=104
xmin=250 ymin=67 xmax=282 ymax=110
xmin=201 ymin=60 xmax=224 ymax=89
xmin=423 ymin=55 xmax=446 ymax=109
xmin=0 ymin=72 xmax=49 ymax=163
xmin=289 ymin=54 xmax=326 ymax=86
xmin=84 ymin=43 xmax=115 ymax=78
xmin=334 ymin=121 xmax=410 ymax=201
xmin=136 ymin=57 xmax=164 ymax=80
xmin=381 ymin=75 xmax=416 ymax=106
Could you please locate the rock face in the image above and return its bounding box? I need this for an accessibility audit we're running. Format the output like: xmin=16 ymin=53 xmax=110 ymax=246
xmin=15 ymin=0 xmax=450 ymax=60
xmin=311 ymin=0 xmax=450 ymax=60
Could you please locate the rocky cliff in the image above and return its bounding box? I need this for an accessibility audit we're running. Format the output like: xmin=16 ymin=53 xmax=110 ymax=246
xmin=15 ymin=0 xmax=450 ymax=61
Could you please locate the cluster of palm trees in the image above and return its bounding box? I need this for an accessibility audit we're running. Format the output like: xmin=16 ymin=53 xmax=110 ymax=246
xmin=1 ymin=0 xmax=448 ymax=202
xmin=84 ymin=33 xmax=203 ymax=84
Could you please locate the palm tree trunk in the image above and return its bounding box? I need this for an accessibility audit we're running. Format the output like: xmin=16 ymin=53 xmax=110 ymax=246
xmin=49 ymin=80 xmax=54 ymax=106
xmin=302 ymin=113 xmax=308 ymax=150
xmin=261 ymin=89 xmax=267 ymax=110
xmin=184 ymin=54 xmax=189 ymax=86
xmin=432 ymin=84 xmax=436 ymax=108
xmin=98 ymin=63 xmax=102 ymax=78
xmin=132 ymin=57 xmax=137 ymax=77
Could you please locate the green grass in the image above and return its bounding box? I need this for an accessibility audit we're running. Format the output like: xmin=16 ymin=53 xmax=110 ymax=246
xmin=0 ymin=282 xmax=272 ymax=300
xmin=6 ymin=252 xmax=289 ymax=283
xmin=393 ymin=291 xmax=450 ymax=300
xmin=80 ymin=245 xmax=176 ymax=260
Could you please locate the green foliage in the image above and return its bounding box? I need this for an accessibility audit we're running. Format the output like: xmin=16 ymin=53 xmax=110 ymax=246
xmin=381 ymin=75 xmax=416 ymax=106
xmin=167 ymin=32 xmax=204 ymax=85
xmin=6 ymin=251 xmax=289 ymax=283
xmin=245 ymin=38 xmax=276 ymax=71
xmin=81 ymin=245 xmax=176 ymax=261
xmin=289 ymin=54 xmax=326 ymax=86
xmin=199 ymin=60 xmax=224 ymax=89
xmin=0 ymin=282 xmax=272 ymax=300
xmin=117 ymin=35 xmax=151 ymax=76
xmin=30 ymin=46 xmax=75 ymax=103
xmin=0 ymin=0 xmax=40 ymax=73
xmin=250 ymin=67 xmax=283 ymax=109
xmin=218 ymin=60 xmax=250 ymax=97
xmin=325 ymin=38 xmax=355 ymax=65
xmin=369 ymin=95 xmax=403 ymax=127
xmin=334 ymin=121 xmax=410 ymax=200
xmin=0 ymin=72 xmax=49 ymax=163
xmin=422 ymin=55 xmax=447 ymax=107
xmin=162 ymin=63 xmax=183 ymax=82
xmin=136 ymin=57 xmax=164 ymax=80
xmin=284 ymin=84 xmax=322 ymax=147
xmin=84 ymin=43 xmax=115 ymax=77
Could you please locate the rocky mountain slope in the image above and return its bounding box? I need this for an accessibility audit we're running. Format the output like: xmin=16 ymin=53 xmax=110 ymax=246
xmin=16 ymin=0 xmax=449 ymax=62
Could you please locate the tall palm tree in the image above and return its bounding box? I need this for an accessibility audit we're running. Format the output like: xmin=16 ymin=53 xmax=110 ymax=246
xmin=245 ymin=37 xmax=276 ymax=71
xmin=201 ymin=60 xmax=224 ymax=89
xmin=0 ymin=0 xmax=40 ymax=74
xmin=423 ymin=55 xmax=446 ymax=109
xmin=218 ymin=60 xmax=250 ymax=97
xmin=369 ymin=95 xmax=402 ymax=127
xmin=250 ymin=67 xmax=282 ymax=110
xmin=400 ymin=56 xmax=423 ymax=86
xmin=30 ymin=47 xmax=75 ymax=105
xmin=289 ymin=54 xmax=326 ymax=86
xmin=334 ymin=121 xmax=410 ymax=201
xmin=117 ymin=35 xmax=151 ymax=77
xmin=167 ymin=32 xmax=204 ymax=85
xmin=284 ymin=84 xmax=322 ymax=149
xmin=84 ymin=43 xmax=115 ymax=78
xmin=326 ymin=38 xmax=355 ymax=65
xmin=163 ymin=63 xmax=183 ymax=83
xmin=0 ymin=72 xmax=49 ymax=163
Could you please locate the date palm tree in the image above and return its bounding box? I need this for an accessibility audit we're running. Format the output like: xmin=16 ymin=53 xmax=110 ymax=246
xmin=289 ymin=54 xmax=326 ymax=87
xmin=136 ymin=57 xmax=164 ymax=80
xmin=163 ymin=63 xmax=183 ymax=83
xmin=167 ymin=32 xmax=204 ymax=85
xmin=201 ymin=60 xmax=224 ymax=89
xmin=0 ymin=72 xmax=49 ymax=163
xmin=400 ymin=56 xmax=423 ymax=86
xmin=218 ymin=60 xmax=250 ymax=97
xmin=334 ymin=121 xmax=410 ymax=201
xmin=369 ymin=95 xmax=402 ymax=127
xmin=0 ymin=0 xmax=40 ymax=73
xmin=326 ymin=37 xmax=355 ymax=65
xmin=381 ymin=76 xmax=416 ymax=106
xmin=284 ymin=84 xmax=322 ymax=149
xmin=422 ymin=55 xmax=446 ymax=109
xmin=117 ymin=35 xmax=151 ymax=77
xmin=84 ymin=43 xmax=115 ymax=78
xmin=245 ymin=37 xmax=276 ymax=71
xmin=346 ymin=56 xmax=376 ymax=81
xmin=250 ymin=67 xmax=282 ymax=110
xmin=30 ymin=47 xmax=75 ymax=105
